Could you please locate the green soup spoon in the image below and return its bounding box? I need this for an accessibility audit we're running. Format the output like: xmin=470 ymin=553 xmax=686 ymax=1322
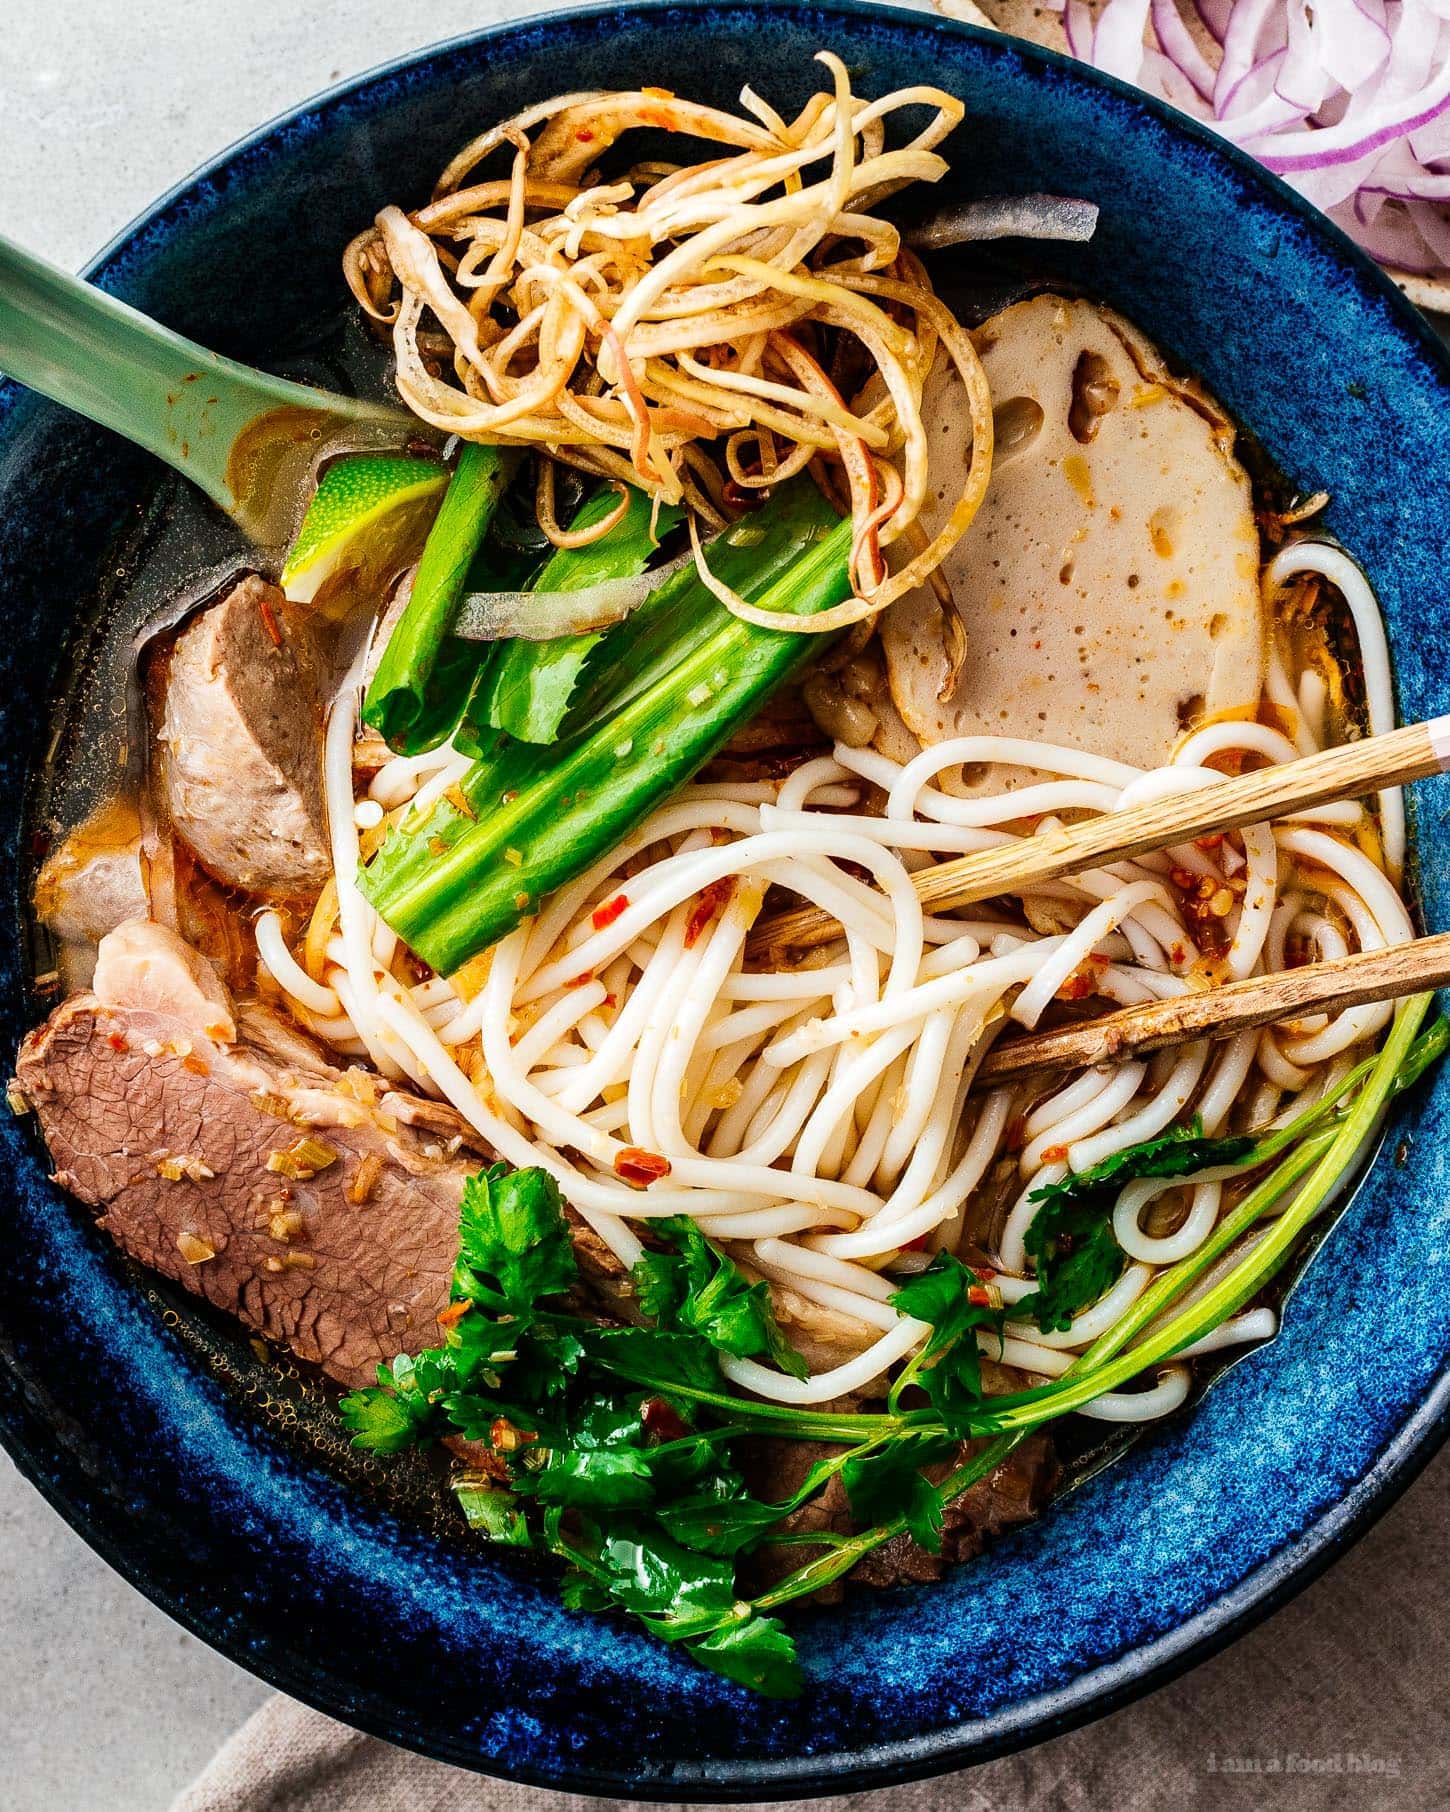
xmin=0 ymin=231 xmax=410 ymax=542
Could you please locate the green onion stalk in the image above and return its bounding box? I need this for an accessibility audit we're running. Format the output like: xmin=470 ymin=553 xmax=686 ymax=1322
xmin=363 ymin=443 xmax=520 ymax=755
xmin=362 ymin=482 xmax=850 ymax=974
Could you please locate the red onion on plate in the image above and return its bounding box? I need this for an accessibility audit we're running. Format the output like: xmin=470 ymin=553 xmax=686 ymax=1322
xmin=1055 ymin=0 xmax=1450 ymax=279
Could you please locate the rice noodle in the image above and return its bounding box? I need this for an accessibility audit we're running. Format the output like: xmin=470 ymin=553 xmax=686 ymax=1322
xmin=256 ymin=529 xmax=1401 ymax=1422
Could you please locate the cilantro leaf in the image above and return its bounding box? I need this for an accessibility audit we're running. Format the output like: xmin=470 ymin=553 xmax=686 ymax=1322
xmin=889 ymin=1256 xmax=1006 ymax=1428
xmin=570 ymin=1393 xmax=652 ymax=1449
xmin=658 ymin=1484 xmax=789 ymax=1557
xmin=338 ymin=1351 xmax=448 ymax=1452
xmin=530 ymin=1447 xmax=657 ymax=1508
xmin=1011 ymin=1121 xmax=1255 ymax=1335
xmin=452 ymin=1479 xmax=533 ymax=1547
xmin=1035 ymin=1120 xmax=1255 ymax=1197
xmin=337 ymin=1382 xmax=433 ymax=1453
xmin=438 ymin=1391 xmax=545 ymax=1444
xmin=689 ymin=1618 xmax=802 ymax=1697
xmin=598 ymin=1530 xmax=737 ymax=1623
xmin=340 ymin=1161 xmax=933 ymax=1701
xmin=643 ymin=1432 xmax=729 ymax=1494
xmin=560 ymin=1569 xmax=614 ymax=1613
xmin=454 ymin=1163 xmax=576 ymax=1313
xmin=659 ymin=1438 xmax=864 ymax=1557
xmin=1012 ymin=1199 xmax=1125 ymax=1336
xmin=840 ymin=1433 xmax=959 ymax=1554
xmin=579 ymin=1323 xmax=730 ymax=1394
xmin=638 ymin=1218 xmax=808 ymax=1379
xmin=495 ymin=1322 xmax=586 ymax=1407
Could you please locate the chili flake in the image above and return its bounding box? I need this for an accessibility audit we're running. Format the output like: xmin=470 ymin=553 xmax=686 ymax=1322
xmin=685 ymin=877 xmax=735 ymax=947
xmin=614 ymin=1146 xmax=672 ymax=1187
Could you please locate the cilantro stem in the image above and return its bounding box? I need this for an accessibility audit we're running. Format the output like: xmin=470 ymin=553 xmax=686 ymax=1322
xmin=756 ymin=1529 xmax=859 ymax=1549
xmin=982 ymin=996 xmax=1431 ymax=1430
xmin=1054 ymin=1008 xmax=1446 ymax=1388
xmin=1069 ymin=1130 xmax=1334 ymax=1375
xmin=748 ymin=1432 xmax=1025 ymax=1613
xmin=1391 ymin=1013 xmax=1450 ymax=1093
xmin=583 ymin=1359 xmax=906 ymax=1442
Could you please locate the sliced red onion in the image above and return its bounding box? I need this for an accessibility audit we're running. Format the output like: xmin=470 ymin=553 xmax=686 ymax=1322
xmin=1140 ymin=44 xmax=1210 ymax=112
xmin=454 ymin=546 xmax=695 ymax=641
xmin=1194 ymin=0 xmax=1234 ymax=46
xmin=1284 ymin=0 xmax=1389 ymax=101
xmin=1214 ymin=0 xmax=1280 ymax=112
xmin=1093 ymin=0 xmax=1153 ymax=79
xmin=1064 ymin=0 xmax=1095 ymax=63
xmin=1069 ymin=0 xmax=1450 ymax=278
xmin=1361 ymin=170 xmax=1450 ymax=200
xmin=1342 ymin=193 xmax=1445 ymax=269
xmin=1218 ymin=50 xmax=1298 ymax=130
xmin=1413 ymin=192 xmax=1450 ymax=261
xmin=908 ymin=194 xmax=1100 ymax=249
xmin=1152 ymin=0 xmax=1217 ymax=98
xmin=1257 ymin=105 xmax=1450 ymax=175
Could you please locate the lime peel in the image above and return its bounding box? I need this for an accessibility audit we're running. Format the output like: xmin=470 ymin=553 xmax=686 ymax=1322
xmin=282 ymin=453 xmax=448 ymax=604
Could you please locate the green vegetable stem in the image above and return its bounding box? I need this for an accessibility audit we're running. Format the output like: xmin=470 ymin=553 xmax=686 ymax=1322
xmin=467 ymin=487 xmax=682 ymax=747
xmin=363 ymin=442 xmax=519 ymax=754
xmin=361 ymin=482 xmax=850 ymax=974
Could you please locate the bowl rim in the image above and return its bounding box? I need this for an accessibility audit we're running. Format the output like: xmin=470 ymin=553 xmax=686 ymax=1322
xmin=4 ymin=0 xmax=1450 ymax=1794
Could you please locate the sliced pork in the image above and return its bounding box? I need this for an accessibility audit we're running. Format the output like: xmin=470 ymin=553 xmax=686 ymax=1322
xmin=158 ymin=575 xmax=330 ymax=900
xmin=33 ymin=796 xmax=151 ymax=951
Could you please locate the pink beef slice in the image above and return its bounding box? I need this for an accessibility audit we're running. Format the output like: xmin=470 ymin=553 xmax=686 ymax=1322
xmin=157 ymin=575 xmax=331 ymax=900
xmin=15 ymin=921 xmax=477 ymax=1388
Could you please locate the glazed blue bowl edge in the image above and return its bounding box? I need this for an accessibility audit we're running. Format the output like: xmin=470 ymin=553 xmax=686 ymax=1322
xmin=1 ymin=3 xmax=1449 ymax=1796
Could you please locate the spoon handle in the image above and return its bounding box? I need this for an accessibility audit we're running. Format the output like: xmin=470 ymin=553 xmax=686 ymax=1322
xmin=0 ymin=233 xmax=399 ymax=535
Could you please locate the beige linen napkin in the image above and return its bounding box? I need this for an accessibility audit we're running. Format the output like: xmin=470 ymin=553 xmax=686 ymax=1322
xmin=170 ymin=1447 xmax=1446 ymax=1812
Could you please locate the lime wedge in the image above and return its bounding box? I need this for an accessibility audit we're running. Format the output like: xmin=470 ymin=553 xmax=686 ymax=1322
xmin=281 ymin=453 xmax=449 ymax=605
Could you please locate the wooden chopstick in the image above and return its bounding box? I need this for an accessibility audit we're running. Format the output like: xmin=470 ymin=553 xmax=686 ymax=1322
xmin=751 ymin=714 xmax=1450 ymax=952
xmin=974 ymin=932 xmax=1450 ymax=1084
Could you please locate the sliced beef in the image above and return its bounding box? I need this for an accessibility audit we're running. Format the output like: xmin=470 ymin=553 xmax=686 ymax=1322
xmin=33 ymin=796 xmax=151 ymax=951
xmin=741 ymin=1432 xmax=1057 ymax=1602
xmin=17 ymin=922 xmax=473 ymax=1387
xmin=158 ymin=575 xmax=330 ymax=900
xmin=16 ymin=922 xmax=634 ymax=1389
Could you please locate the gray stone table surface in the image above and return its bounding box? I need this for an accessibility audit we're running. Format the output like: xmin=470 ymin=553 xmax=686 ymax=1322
xmin=1 ymin=5 xmax=1446 ymax=1811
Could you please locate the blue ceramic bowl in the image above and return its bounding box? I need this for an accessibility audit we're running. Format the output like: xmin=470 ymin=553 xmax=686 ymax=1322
xmin=2 ymin=2 xmax=1448 ymax=1795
